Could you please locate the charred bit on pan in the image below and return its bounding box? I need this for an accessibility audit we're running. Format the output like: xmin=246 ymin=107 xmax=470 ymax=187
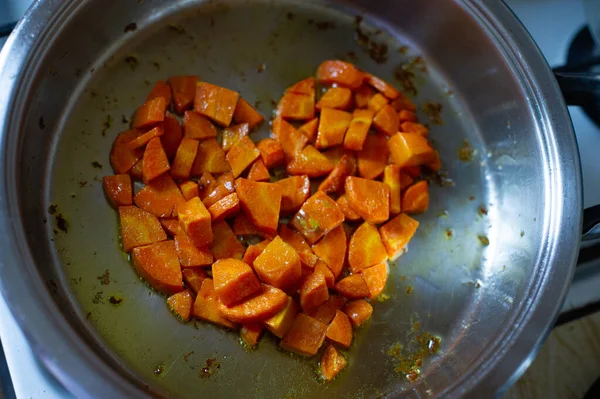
xmin=478 ymin=206 xmax=488 ymax=216
xmin=257 ymin=63 xmax=267 ymax=73
xmin=125 ymin=55 xmax=139 ymax=70
xmin=167 ymin=24 xmax=186 ymax=34
xmin=153 ymin=364 xmax=165 ymax=377
xmin=124 ymin=22 xmax=137 ymax=33
xmin=458 ymin=140 xmax=474 ymax=162
xmin=97 ymin=269 xmax=111 ymax=285
xmin=92 ymin=291 xmax=104 ymax=304
xmin=406 ymin=286 xmax=412 ymax=295
xmin=184 ymin=351 xmax=194 ymax=362
xmin=48 ymin=203 xmax=68 ymax=233
xmin=286 ymin=12 xmax=295 ymax=20
xmin=108 ymin=295 xmax=124 ymax=305
xmin=92 ymin=161 xmax=103 ymax=169
xmin=102 ymin=114 xmax=113 ymax=137
xmin=353 ymin=16 xmax=388 ymax=64
xmin=39 ymin=116 xmax=45 ymax=130
xmin=445 ymin=228 xmax=453 ymax=239
xmin=122 ymin=114 xmax=130 ymax=124
xmin=478 ymin=235 xmax=490 ymax=246
xmin=387 ymin=329 xmax=440 ymax=382
xmin=422 ymin=101 xmax=443 ymax=125
xmin=315 ymin=21 xmax=336 ymax=31
xmin=199 ymin=358 xmax=221 ymax=379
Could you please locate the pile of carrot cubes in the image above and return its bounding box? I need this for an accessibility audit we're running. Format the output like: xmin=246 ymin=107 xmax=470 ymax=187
xmin=102 ymin=60 xmax=439 ymax=381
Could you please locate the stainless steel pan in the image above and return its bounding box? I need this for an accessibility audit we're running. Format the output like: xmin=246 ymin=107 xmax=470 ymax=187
xmin=0 ymin=0 xmax=587 ymax=398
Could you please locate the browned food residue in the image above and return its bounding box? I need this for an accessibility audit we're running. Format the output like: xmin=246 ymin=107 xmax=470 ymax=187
xmin=406 ymin=286 xmax=413 ymax=295
xmin=422 ymin=101 xmax=443 ymax=125
xmin=184 ymin=351 xmax=194 ymax=362
xmin=445 ymin=228 xmax=453 ymax=239
xmin=48 ymin=204 xmax=68 ymax=233
xmin=97 ymin=269 xmax=111 ymax=285
xmin=199 ymin=357 xmax=221 ymax=379
xmin=257 ymin=63 xmax=266 ymax=73
xmin=354 ymin=16 xmax=388 ymax=64
xmin=478 ymin=206 xmax=488 ymax=216
xmin=478 ymin=235 xmax=490 ymax=246
xmin=315 ymin=21 xmax=336 ymax=31
xmin=153 ymin=364 xmax=165 ymax=376
xmin=387 ymin=327 xmax=440 ymax=382
xmin=458 ymin=140 xmax=474 ymax=162
xmin=124 ymin=22 xmax=137 ymax=32
xmin=92 ymin=161 xmax=103 ymax=169
xmin=125 ymin=55 xmax=139 ymax=70
xmin=394 ymin=57 xmax=428 ymax=96
xmin=39 ymin=116 xmax=45 ymax=130
xmin=102 ymin=114 xmax=113 ymax=137
xmin=92 ymin=291 xmax=104 ymax=304
xmin=108 ymin=295 xmax=124 ymax=305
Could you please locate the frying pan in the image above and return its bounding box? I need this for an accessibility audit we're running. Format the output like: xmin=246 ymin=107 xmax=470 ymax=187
xmin=0 ymin=0 xmax=590 ymax=398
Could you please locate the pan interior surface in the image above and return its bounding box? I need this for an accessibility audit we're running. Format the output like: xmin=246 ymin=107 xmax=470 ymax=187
xmin=17 ymin=0 xmax=561 ymax=397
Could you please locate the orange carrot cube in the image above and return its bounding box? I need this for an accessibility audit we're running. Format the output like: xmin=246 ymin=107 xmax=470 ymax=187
xmin=315 ymin=108 xmax=352 ymax=149
xmin=131 ymin=241 xmax=183 ymax=294
xmin=388 ymin=133 xmax=436 ymax=168
xmin=286 ymin=145 xmax=334 ymax=177
xmin=182 ymin=268 xmax=208 ymax=293
xmin=168 ymin=76 xmax=199 ymax=114
xmin=425 ymin=150 xmax=441 ymax=172
xmin=298 ymin=118 xmax=319 ymax=143
xmin=379 ymin=213 xmax=419 ymax=259
xmin=404 ymin=166 xmax=422 ymax=179
xmin=315 ymin=260 xmax=335 ymax=288
xmin=174 ymin=233 xmax=213 ymax=267
xmin=318 ymin=153 xmax=356 ymax=194
xmin=160 ymin=218 xmax=184 ymax=237
xmin=348 ymin=222 xmax=388 ymax=273
xmin=240 ymin=323 xmax=264 ymax=347
xmin=264 ymin=296 xmax=299 ymax=338
xmin=322 ymin=146 xmax=347 ymax=166
xmin=383 ymin=165 xmax=402 ymax=214
xmin=278 ymin=224 xmax=311 ymax=253
xmin=357 ymin=133 xmax=389 ymax=179
xmin=128 ymin=158 xmax=144 ymax=182
xmin=134 ymin=174 xmax=186 ymax=217
xmin=354 ymin=84 xmax=377 ymax=108
xmin=398 ymin=110 xmax=418 ymax=123
xmin=359 ymin=262 xmax=389 ymax=299
xmin=103 ymin=174 xmax=133 ymax=208
xmin=247 ymin=159 xmax=270 ymax=182
xmin=367 ymin=93 xmax=389 ymax=114
xmin=321 ymin=344 xmax=347 ymax=380
xmin=132 ymin=97 xmax=166 ymax=129
xmin=343 ymin=299 xmax=373 ymax=327
xmin=146 ymin=80 xmax=172 ymax=105
xmin=226 ymin=136 xmax=261 ymax=178
xmin=316 ymin=87 xmax=352 ymax=110
xmin=280 ymin=313 xmax=328 ymax=357
xmin=299 ymin=271 xmax=329 ymax=311
xmin=306 ymin=295 xmax=347 ymax=324
xmin=167 ymin=289 xmax=193 ymax=322
xmin=212 ymin=258 xmax=262 ymax=306
xmin=373 ymin=104 xmax=399 ymax=136
xmin=233 ymin=98 xmax=264 ymax=129
xmin=202 ymin=173 xmax=235 ymax=208
xmin=179 ymin=180 xmax=199 ymax=201
xmin=316 ymin=60 xmax=363 ymax=89
xmin=401 ymin=121 xmax=428 ymax=136
xmin=336 ymin=195 xmax=361 ymax=222
xmin=271 ymin=116 xmax=308 ymax=161
xmin=194 ymin=82 xmax=239 ymax=127
xmin=253 ymin=236 xmax=302 ymax=291
xmin=290 ymin=191 xmax=344 ymax=244
xmin=208 ymin=192 xmax=240 ymax=222
xmin=171 ymin=137 xmax=199 ymax=180
xmin=191 ymin=138 xmax=231 ymax=175
xmin=402 ymin=180 xmax=429 ymax=214
xmin=235 ymin=178 xmax=282 ymax=235
xmin=216 ymin=283 xmax=288 ymax=323
xmin=286 ymin=77 xmax=315 ymax=95
xmin=142 ymin=137 xmax=170 ymax=183
xmin=334 ymin=275 xmax=370 ymax=299
xmin=344 ymin=109 xmax=374 ymax=151
xmin=197 ymin=172 xmax=217 ymax=200
xmin=126 ymin=126 xmax=164 ymax=150
xmin=326 ymin=310 xmax=353 ymax=348
xmin=232 ymin=213 xmax=270 ymax=238
xmin=277 ymin=92 xmax=315 ymax=121
xmin=311 ymin=225 xmax=347 ymax=278
xmin=210 ymin=221 xmax=245 ymax=260
xmin=276 ymin=175 xmax=310 ymax=215
xmin=257 ymin=138 xmax=284 ymax=169
xmin=345 ymin=176 xmax=390 ymax=223
xmin=391 ymin=93 xmax=417 ymax=112
xmin=118 ymin=205 xmax=166 ymax=252
xmin=178 ymin=197 xmax=212 ymax=248
xmin=183 ymin=111 xmax=218 ymax=140
xmin=364 ymin=73 xmax=400 ymax=99
xmin=193 ymin=278 xmax=237 ymax=328
xmin=161 ymin=112 xmax=183 ymax=160
xmin=242 ymin=239 xmax=271 ymax=266
xmin=222 ymin=123 xmax=250 ymax=152
xmin=110 ymin=129 xmax=144 ymax=174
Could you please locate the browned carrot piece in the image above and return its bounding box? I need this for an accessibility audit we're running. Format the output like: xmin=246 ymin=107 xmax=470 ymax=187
xmin=348 ymin=222 xmax=388 ymax=273
xmin=253 ymin=236 xmax=302 ymax=291
xmin=142 ymin=137 xmax=170 ymax=183
xmin=379 ymin=212 xmax=419 ymax=259
xmin=128 ymin=158 xmax=144 ymax=181
xmin=373 ymin=104 xmax=399 ymax=136
xmin=222 ymin=123 xmax=250 ymax=152
xmin=132 ymin=97 xmax=167 ymax=129
xmin=306 ymin=295 xmax=348 ymax=324
xmin=398 ymin=110 xmax=418 ymax=123
xmin=345 ymin=176 xmax=389 ymax=223
xmin=194 ymin=82 xmax=239 ymax=127
xmin=318 ymin=153 xmax=357 ymax=194
xmin=119 ymin=205 xmax=166 ymax=252
xmin=126 ymin=126 xmax=164 ymax=150
xmin=226 ymin=135 xmax=261 ymax=178
xmin=134 ymin=174 xmax=186 ymax=217
xmin=336 ymin=195 xmax=361 ymax=222
xmin=334 ymin=275 xmax=370 ymax=298
xmin=160 ymin=218 xmax=184 ymax=237
xmin=286 ymin=77 xmax=315 ymax=95
xmin=212 ymin=258 xmax=262 ymax=306
xmin=110 ymin=129 xmax=144 ymax=174
xmin=179 ymin=181 xmax=199 ymax=201
xmin=312 ymin=225 xmax=347 ymax=278
xmin=322 ymin=146 xmax=347 ymax=166
xmin=299 ymin=271 xmax=329 ymax=311
xmin=388 ymin=133 xmax=436 ymax=168
xmin=357 ymin=133 xmax=389 ymax=179
xmin=425 ymin=150 xmax=441 ymax=172
xmin=217 ymin=284 xmax=288 ymax=323
xmin=400 ymin=173 xmax=415 ymax=190
xmin=146 ymin=80 xmax=172 ymax=105
xmin=287 ymin=145 xmax=334 ymax=177
xmin=191 ymin=138 xmax=231 ymax=175
xmin=210 ymin=221 xmax=245 ymax=260
xmin=103 ymin=174 xmax=133 ymax=208
xmin=343 ymin=109 xmax=374 ymax=151
xmin=300 ymin=251 xmax=319 ymax=270
xmin=182 ymin=268 xmax=207 ymax=293
xmin=315 ymin=108 xmax=352 ymax=149
xmin=247 ymin=159 xmax=270 ymax=182
xmin=256 ymin=138 xmax=284 ymax=169
xmin=383 ymin=165 xmax=402 ymax=214
xmin=326 ymin=310 xmax=353 ymax=348
xmin=167 ymin=289 xmax=194 ymax=322
xmin=364 ymin=73 xmax=400 ymax=99
xmin=401 ymin=120 xmax=428 ymax=136
xmin=233 ymin=98 xmax=264 ymax=129
xmin=403 ymin=166 xmax=422 ymax=179
xmin=367 ymin=93 xmax=389 ymax=114
xmin=235 ymin=178 xmax=282 ymax=235
xmin=359 ymin=262 xmax=389 ymax=299
xmin=242 ymin=239 xmax=271 ymax=266
xmin=316 ymin=87 xmax=353 ymax=110
xmin=280 ymin=313 xmax=328 ymax=357
xmin=183 ymin=111 xmax=218 ymax=140
xmin=314 ymin=260 xmax=335 ymax=288
xmin=391 ymin=93 xmax=417 ymax=112
xmin=298 ymin=118 xmax=319 ymax=143
xmin=232 ymin=213 xmax=269 ymax=238
xmin=193 ymin=278 xmax=237 ymax=328
xmin=290 ymin=191 xmax=344 ymax=244
xmin=321 ymin=344 xmax=348 ymax=380
xmin=168 ymin=76 xmax=199 ymax=114
xmin=202 ymin=173 xmax=235 ymax=208
xmin=264 ymin=296 xmax=299 ymax=338
xmin=171 ymin=138 xmax=199 ymax=180
xmin=271 ymin=116 xmax=308 ymax=161
xmin=208 ymin=192 xmax=240 ymax=222
xmin=161 ymin=112 xmax=183 ymax=160
xmin=197 ymin=172 xmax=217 ymax=200
xmin=316 ymin=60 xmax=364 ymax=89
xmin=402 ymin=180 xmax=429 ymax=214
xmin=277 ymin=92 xmax=315 ymax=121
xmin=174 ymin=233 xmax=213 ymax=267
xmin=343 ymin=299 xmax=373 ymax=327
xmin=240 ymin=323 xmax=264 ymax=347
xmin=178 ymin=197 xmax=212 ymax=248
xmin=354 ymin=85 xmax=377 ymax=108
xmin=278 ymin=224 xmax=311 ymax=253
xmin=276 ymin=175 xmax=310 ymax=215
xmin=132 ymin=241 xmax=183 ymax=294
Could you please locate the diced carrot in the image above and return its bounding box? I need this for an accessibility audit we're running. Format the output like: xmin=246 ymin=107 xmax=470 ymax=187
xmin=197 ymin=172 xmax=217 ymax=200
xmin=287 ymin=145 xmax=334 ymax=177
xmin=131 ymin=241 xmax=183 ymax=294
xmin=401 ymin=121 xmax=428 ymax=137
xmin=146 ymin=80 xmax=172 ymax=105
xmin=240 ymin=323 xmax=264 ymax=347
xmin=276 ymin=175 xmax=310 ymax=215
xmin=253 ymin=236 xmax=302 ymax=291
xmin=183 ymin=111 xmax=218 ymax=140
xmin=191 ymin=138 xmax=231 ymax=175
xmin=388 ymin=133 xmax=436 ymax=168
xmin=178 ymin=197 xmax=212 ymax=248
xmin=404 ymin=166 xmax=422 ymax=179
xmin=279 ymin=224 xmax=311 ymax=253
xmin=357 ymin=133 xmax=389 ymax=179
xmin=299 ymin=271 xmax=329 ymax=311
xmin=359 ymin=262 xmax=388 ymax=299
xmin=348 ymin=222 xmax=388 ymax=273
xmin=226 ymin=135 xmax=261 ymax=178
xmin=326 ymin=310 xmax=353 ymax=348
xmin=334 ymin=275 xmax=370 ymax=298
xmin=322 ymin=146 xmax=347 ymax=166
xmin=286 ymin=77 xmax=315 ymax=95
xmin=142 ymin=137 xmax=170 ymax=183
xmin=316 ymin=87 xmax=353 ymax=110
xmin=391 ymin=93 xmax=417 ymax=112
xmin=233 ymin=98 xmax=264 ymax=129
xmin=315 ymin=260 xmax=335 ymax=288
xmin=247 ymin=159 xmax=270 ymax=182
xmin=367 ymin=93 xmax=389 ymax=114
xmin=280 ymin=313 xmax=328 ymax=357
xmin=402 ymin=180 xmax=429 ymax=214
xmin=126 ymin=126 xmax=164 ymax=150
xmin=256 ymin=138 xmax=284 ymax=169
xmin=160 ymin=218 xmax=184 ymax=237
xmin=321 ymin=344 xmax=347 ymax=380
xmin=379 ymin=212 xmax=419 ymax=259
xmin=316 ymin=60 xmax=363 ymax=90
xmin=202 ymin=173 xmax=235 ymax=208
xmin=161 ymin=112 xmax=183 ymax=160
xmin=290 ymin=191 xmax=344 ymax=244
xmin=312 ymin=225 xmax=347 ymax=278
xmin=354 ymin=85 xmax=377 ymax=108
xmin=134 ymin=174 xmax=185 ymax=217
xmin=208 ymin=192 xmax=240 ymax=222
xmin=210 ymin=221 xmax=245 ymax=260
xmin=212 ymin=258 xmax=262 ymax=306
xmin=315 ymin=108 xmax=352 ymax=149
xmin=271 ymin=116 xmax=308 ymax=161
xmin=168 ymin=76 xmax=199 ymax=114
xmin=383 ymin=165 xmax=402 ymax=214
xmin=194 ymin=82 xmax=239 ymax=127
xmin=400 ymin=173 xmax=415 ymax=190
xmin=373 ymin=104 xmax=399 ymax=136
xmin=242 ymin=239 xmax=271 ymax=266
xmin=336 ymin=195 xmax=361 ymax=222
xmin=128 ymin=158 xmax=144 ymax=181
xmin=306 ymin=295 xmax=348 ymax=324
xmin=193 ymin=278 xmax=237 ymax=328
xmin=171 ymin=137 xmax=199 ymax=180
xmin=298 ymin=118 xmax=319 ymax=143
xmin=179 ymin=181 xmax=199 ymax=201
xmin=344 ymin=109 xmax=374 ymax=151
xmin=345 ymin=176 xmax=389 ymax=223
xmin=425 ymin=150 xmax=441 ymax=172
xmin=232 ymin=213 xmax=269 ymax=238
xmin=110 ymin=129 xmax=144 ymax=174
xmin=299 ymin=251 xmax=319 ymax=270
xmin=319 ymin=153 xmax=356 ymax=194
xmin=222 ymin=123 xmax=250 ymax=152
xmin=364 ymin=73 xmax=400 ymax=99
xmin=398 ymin=110 xmax=418 ymax=123
xmin=277 ymin=92 xmax=315 ymax=121
xmin=343 ymin=299 xmax=373 ymax=327
xmin=119 ymin=205 xmax=166 ymax=252
xmin=167 ymin=289 xmax=194 ymax=322
xmin=174 ymin=234 xmax=213 ymax=267
xmin=217 ymin=284 xmax=288 ymax=323
xmin=132 ymin=97 xmax=167 ymax=129
xmin=182 ymin=268 xmax=208 ymax=293
xmin=235 ymin=178 xmax=282 ymax=235
xmin=103 ymin=174 xmax=133 ymax=208
xmin=264 ymin=296 xmax=299 ymax=338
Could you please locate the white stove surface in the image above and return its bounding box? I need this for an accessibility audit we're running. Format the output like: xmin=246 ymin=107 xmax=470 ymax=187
xmin=1 ymin=0 xmax=600 ymax=397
